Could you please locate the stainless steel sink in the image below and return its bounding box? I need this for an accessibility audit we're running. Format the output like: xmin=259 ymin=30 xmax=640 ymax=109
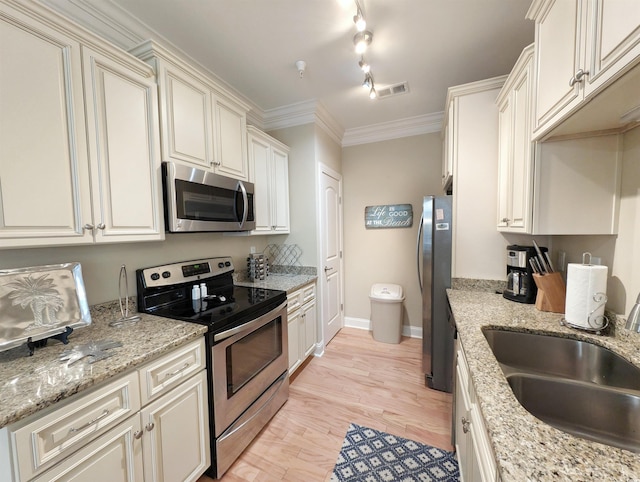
xmin=507 ymin=373 xmax=640 ymax=453
xmin=482 ymin=328 xmax=640 ymax=452
xmin=483 ymin=328 xmax=640 ymax=391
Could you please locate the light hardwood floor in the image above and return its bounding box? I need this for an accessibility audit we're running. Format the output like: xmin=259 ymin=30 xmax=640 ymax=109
xmin=199 ymin=327 xmax=453 ymax=481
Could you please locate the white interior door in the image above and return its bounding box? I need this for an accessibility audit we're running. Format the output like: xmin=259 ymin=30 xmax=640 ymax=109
xmin=319 ymin=165 xmax=344 ymax=345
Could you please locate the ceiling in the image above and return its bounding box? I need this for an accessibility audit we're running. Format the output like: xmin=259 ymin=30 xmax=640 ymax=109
xmin=46 ymin=0 xmax=535 ymax=139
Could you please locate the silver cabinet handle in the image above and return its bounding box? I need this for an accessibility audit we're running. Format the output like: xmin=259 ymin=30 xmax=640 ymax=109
xmin=324 ymin=266 xmax=334 ymax=273
xmin=69 ymin=409 xmax=110 ymax=433
xmin=83 ymin=223 xmax=95 ymax=231
xmin=461 ymin=417 xmax=470 ymax=434
xmin=97 ymin=223 xmax=106 ymax=230
xmin=163 ymin=362 xmax=190 ymax=381
xmin=145 ymin=422 xmax=155 ymax=432
xmin=569 ymin=68 xmax=589 ymax=86
xmin=134 ymin=430 xmax=143 ymax=440
xmin=501 ymin=217 xmax=510 ymax=224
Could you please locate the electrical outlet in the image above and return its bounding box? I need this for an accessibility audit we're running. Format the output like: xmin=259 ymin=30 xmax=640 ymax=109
xmin=250 ymin=246 xmax=256 ymax=254
xmin=557 ymin=251 xmax=567 ymax=272
xmin=590 ymin=256 xmax=602 ymax=265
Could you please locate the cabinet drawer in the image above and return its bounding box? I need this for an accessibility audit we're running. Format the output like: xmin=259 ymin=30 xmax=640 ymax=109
xmin=301 ymin=283 xmax=315 ymax=305
xmin=12 ymin=371 xmax=140 ymax=481
xmin=287 ymin=289 xmax=302 ymax=314
xmin=138 ymin=337 xmax=205 ymax=405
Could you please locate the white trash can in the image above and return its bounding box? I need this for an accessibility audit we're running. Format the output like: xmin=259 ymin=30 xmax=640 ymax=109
xmin=369 ymin=283 xmax=405 ymax=344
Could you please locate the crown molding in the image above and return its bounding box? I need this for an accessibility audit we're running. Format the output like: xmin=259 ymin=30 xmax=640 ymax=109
xmin=263 ymin=100 xmax=344 ymax=146
xmin=341 ymin=112 xmax=444 ymax=147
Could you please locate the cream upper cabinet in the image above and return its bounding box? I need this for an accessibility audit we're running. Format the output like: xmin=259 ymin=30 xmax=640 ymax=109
xmin=157 ymin=64 xmax=214 ymax=170
xmin=82 ymin=47 xmax=163 ymax=243
xmin=0 ymin=2 xmax=92 ymax=247
xmin=133 ymin=40 xmax=250 ymax=181
xmin=214 ymin=97 xmax=248 ymax=180
xmin=528 ymin=0 xmax=640 ymax=140
xmin=246 ymin=126 xmax=290 ymax=235
xmin=0 ymin=2 xmax=163 ymax=248
xmin=496 ymin=45 xmax=535 ymax=233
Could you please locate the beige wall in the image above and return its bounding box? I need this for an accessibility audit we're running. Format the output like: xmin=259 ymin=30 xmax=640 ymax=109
xmin=552 ymin=125 xmax=640 ymax=316
xmin=0 ymin=234 xmax=271 ymax=305
xmin=342 ymin=133 xmax=442 ymax=331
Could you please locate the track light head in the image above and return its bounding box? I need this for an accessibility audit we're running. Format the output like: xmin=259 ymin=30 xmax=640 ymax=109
xmin=353 ymin=10 xmax=366 ymax=31
xmin=359 ymin=57 xmax=370 ymax=73
xmin=353 ymin=30 xmax=373 ymax=54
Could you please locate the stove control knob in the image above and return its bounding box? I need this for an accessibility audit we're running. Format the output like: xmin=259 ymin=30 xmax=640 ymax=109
xmin=218 ymin=262 xmax=225 ymax=268
xmin=150 ymin=273 xmax=160 ymax=281
xmin=218 ymin=295 xmax=226 ymax=302
xmin=162 ymin=271 xmax=171 ymax=279
xmin=225 ymin=261 xmax=231 ymax=267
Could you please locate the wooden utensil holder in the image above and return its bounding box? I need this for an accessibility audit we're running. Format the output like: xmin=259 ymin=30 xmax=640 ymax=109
xmin=533 ymin=272 xmax=566 ymax=313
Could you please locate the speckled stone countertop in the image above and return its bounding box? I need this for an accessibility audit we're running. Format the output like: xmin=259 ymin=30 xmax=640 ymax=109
xmin=0 ymin=301 xmax=206 ymax=429
xmin=447 ymin=289 xmax=640 ymax=481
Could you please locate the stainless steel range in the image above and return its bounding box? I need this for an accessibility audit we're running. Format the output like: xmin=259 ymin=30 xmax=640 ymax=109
xmin=136 ymin=257 xmax=288 ymax=479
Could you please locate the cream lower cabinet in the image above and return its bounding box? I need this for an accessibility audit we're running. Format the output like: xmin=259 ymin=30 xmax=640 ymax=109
xmin=0 ymin=1 xmax=163 ymax=249
xmin=287 ymin=282 xmax=317 ymax=374
xmin=132 ymin=40 xmax=250 ymax=181
xmin=0 ymin=338 xmax=208 ymax=482
xmin=247 ymin=127 xmax=290 ymax=235
xmin=454 ymin=339 xmax=498 ymax=482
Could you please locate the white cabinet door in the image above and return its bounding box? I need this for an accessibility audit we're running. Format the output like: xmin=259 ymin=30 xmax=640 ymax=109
xmin=82 ymin=48 xmax=163 ymax=243
xmin=214 ymin=97 xmax=248 ymax=180
xmin=531 ymin=0 xmax=585 ymax=138
xmin=271 ymin=145 xmax=290 ymax=233
xmin=497 ymin=45 xmax=534 ymax=233
xmin=302 ymin=299 xmax=317 ymax=358
xmin=140 ymin=370 xmax=210 ymax=482
xmin=31 ymin=417 xmax=143 ymax=482
xmin=248 ymin=133 xmax=273 ymax=233
xmin=158 ymin=63 xmax=214 ymax=170
xmin=246 ymin=127 xmax=290 ymax=235
xmin=0 ymin=4 xmax=92 ymax=247
xmin=585 ymin=0 xmax=640 ymax=96
xmin=288 ymin=309 xmax=301 ymax=374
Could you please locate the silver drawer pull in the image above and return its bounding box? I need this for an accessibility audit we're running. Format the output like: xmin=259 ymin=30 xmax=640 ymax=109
xmin=146 ymin=422 xmax=155 ymax=432
xmin=134 ymin=430 xmax=143 ymax=440
xmin=163 ymin=362 xmax=190 ymax=381
xmin=69 ymin=409 xmax=110 ymax=433
xmin=461 ymin=417 xmax=470 ymax=434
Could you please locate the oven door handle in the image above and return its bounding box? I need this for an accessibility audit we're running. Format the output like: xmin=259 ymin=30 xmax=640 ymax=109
xmin=214 ymin=300 xmax=288 ymax=342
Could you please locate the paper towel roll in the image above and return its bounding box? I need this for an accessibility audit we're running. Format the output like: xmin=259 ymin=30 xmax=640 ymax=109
xmin=565 ymin=264 xmax=608 ymax=329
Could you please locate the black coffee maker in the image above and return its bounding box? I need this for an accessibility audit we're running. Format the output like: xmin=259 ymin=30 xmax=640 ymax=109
xmin=503 ymin=245 xmax=545 ymax=304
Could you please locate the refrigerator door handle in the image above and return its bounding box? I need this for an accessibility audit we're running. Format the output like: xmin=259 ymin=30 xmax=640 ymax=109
xmin=416 ymin=212 xmax=423 ymax=293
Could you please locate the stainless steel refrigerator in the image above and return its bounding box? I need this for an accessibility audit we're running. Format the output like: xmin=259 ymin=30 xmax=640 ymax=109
xmin=416 ymin=195 xmax=454 ymax=393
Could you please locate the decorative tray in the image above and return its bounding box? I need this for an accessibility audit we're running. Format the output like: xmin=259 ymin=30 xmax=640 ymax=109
xmin=0 ymin=263 xmax=91 ymax=353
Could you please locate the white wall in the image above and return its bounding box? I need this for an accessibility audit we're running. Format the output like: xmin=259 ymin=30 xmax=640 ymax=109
xmin=552 ymin=125 xmax=640 ymax=316
xmin=342 ymin=133 xmax=442 ymax=331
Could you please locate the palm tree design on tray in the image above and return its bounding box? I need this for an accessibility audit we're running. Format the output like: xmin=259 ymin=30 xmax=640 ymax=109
xmin=6 ymin=273 xmax=64 ymax=329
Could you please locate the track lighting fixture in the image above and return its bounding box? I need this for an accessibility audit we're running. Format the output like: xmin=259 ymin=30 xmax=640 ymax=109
xmin=351 ymin=1 xmax=377 ymax=100
xmin=353 ymin=30 xmax=373 ymax=54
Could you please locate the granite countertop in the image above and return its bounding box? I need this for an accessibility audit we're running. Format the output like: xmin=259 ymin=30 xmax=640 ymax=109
xmin=0 ymin=301 xmax=207 ymax=429
xmin=235 ymin=273 xmax=317 ymax=294
xmin=447 ymin=289 xmax=640 ymax=481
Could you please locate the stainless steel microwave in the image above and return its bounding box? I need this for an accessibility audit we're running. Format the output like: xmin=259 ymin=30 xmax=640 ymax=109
xmin=162 ymin=162 xmax=255 ymax=232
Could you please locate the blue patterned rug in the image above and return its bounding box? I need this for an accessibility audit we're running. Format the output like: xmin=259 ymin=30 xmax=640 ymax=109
xmin=331 ymin=423 xmax=460 ymax=482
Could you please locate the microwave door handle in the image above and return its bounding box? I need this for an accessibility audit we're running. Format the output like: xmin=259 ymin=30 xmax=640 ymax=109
xmin=238 ymin=181 xmax=249 ymax=228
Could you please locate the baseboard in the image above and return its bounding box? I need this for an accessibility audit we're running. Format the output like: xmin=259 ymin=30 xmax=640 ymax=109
xmin=344 ymin=317 xmax=422 ymax=339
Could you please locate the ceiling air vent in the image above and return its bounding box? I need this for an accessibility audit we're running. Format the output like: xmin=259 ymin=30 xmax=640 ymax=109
xmin=377 ymin=81 xmax=409 ymax=99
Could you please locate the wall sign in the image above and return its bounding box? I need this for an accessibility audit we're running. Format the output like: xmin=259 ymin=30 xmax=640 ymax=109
xmin=364 ymin=204 xmax=413 ymax=229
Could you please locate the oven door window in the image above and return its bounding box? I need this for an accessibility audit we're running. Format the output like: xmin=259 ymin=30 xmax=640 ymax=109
xmin=226 ymin=317 xmax=282 ymax=397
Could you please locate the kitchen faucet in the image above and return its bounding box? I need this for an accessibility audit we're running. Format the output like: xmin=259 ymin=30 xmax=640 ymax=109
xmin=625 ymin=292 xmax=640 ymax=331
